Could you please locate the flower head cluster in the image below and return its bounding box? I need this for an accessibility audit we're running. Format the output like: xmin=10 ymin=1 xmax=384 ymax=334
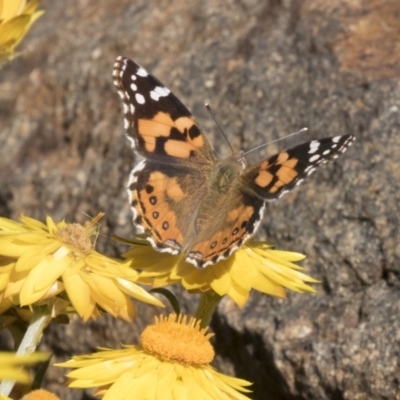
xmin=58 ymin=314 xmax=252 ymax=400
xmin=0 ymin=215 xmax=162 ymax=321
xmin=123 ymin=239 xmax=317 ymax=307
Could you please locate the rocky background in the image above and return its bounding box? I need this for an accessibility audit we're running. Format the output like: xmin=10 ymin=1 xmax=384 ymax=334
xmin=1 ymin=0 xmax=399 ymax=399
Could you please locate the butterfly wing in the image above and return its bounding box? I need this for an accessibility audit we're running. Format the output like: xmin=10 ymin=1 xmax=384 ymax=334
xmin=128 ymin=159 xmax=211 ymax=254
xmin=186 ymin=189 xmax=265 ymax=268
xmin=241 ymin=135 xmax=355 ymax=200
xmin=113 ymin=57 xmax=216 ymax=255
xmin=113 ymin=56 xmax=215 ymax=164
xmin=185 ymin=134 xmax=355 ymax=268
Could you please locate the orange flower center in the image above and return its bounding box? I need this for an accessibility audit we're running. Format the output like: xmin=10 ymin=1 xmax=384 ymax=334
xmin=140 ymin=314 xmax=214 ymax=365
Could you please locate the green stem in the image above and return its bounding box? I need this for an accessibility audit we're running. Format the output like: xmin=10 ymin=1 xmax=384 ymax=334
xmin=0 ymin=305 xmax=52 ymax=396
xmin=195 ymin=290 xmax=222 ymax=328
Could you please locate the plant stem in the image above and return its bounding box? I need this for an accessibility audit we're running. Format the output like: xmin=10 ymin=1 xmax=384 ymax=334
xmin=0 ymin=305 xmax=51 ymax=396
xmin=195 ymin=290 xmax=222 ymax=328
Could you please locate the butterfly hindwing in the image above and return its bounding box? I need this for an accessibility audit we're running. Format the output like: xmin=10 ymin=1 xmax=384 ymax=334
xmin=128 ymin=159 xmax=209 ymax=254
xmin=186 ymin=192 xmax=265 ymax=268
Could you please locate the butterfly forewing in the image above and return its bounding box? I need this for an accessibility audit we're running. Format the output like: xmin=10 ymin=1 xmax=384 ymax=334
xmin=113 ymin=56 xmax=215 ymax=163
xmin=241 ymin=135 xmax=355 ymax=200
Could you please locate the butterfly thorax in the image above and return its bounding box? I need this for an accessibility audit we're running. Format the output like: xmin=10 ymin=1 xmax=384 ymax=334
xmin=210 ymin=158 xmax=244 ymax=193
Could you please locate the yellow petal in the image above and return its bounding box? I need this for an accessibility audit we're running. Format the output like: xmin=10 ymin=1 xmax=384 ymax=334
xmin=0 ymin=0 xmax=26 ymax=20
xmin=117 ymin=278 xmax=164 ymax=307
xmin=0 ymin=217 xmax=25 ymax=231
xmin=209 ymin=267 xmax=232 ymax=296
xmin=0 ymin=15 xmax=31 ymax=51
xmin=0 ymin=240 xmax=29 ymax=258
xmin=63 ymin=270 xmax=94 ymax=321
xmin=85 ymin=273 xmax=135 ymax=321
xmin=0 ymin=262 xmax=14 ymax=291
xmin=20 ymin=215 xmax=49 ymax=231
xmin=21 ymin=0 xmax=40 ymax=15
xmin=15 ymin=241 xmax=62 ymax=272
xmin=266 ymin=249 xmax=305 ymax=264
xmin=226 ymin=282 xmax=249 ymax=308
xmin=0 ymin=367 xmax=30 ymax=383
xmin=251 ymin=272 xmax=286 ymax=297
xmin=19 ymin=258 xmax=57 ymax=305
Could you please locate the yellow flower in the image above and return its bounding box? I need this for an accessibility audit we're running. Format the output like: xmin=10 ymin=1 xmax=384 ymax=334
xmin=0 ymin=215 xmax=163 ymax=321
xmin=57 ymin=314 xmax=252 ymax=400
xmin=123 ymin=239 xmax=318 ymax=307
xmin=0 ymin=352 xmax=49 ymax=384
xmin=0 ymin=0 xmax=44 ymax=61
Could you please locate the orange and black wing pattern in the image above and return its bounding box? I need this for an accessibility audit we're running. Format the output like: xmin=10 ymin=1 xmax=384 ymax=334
xmin=242 ymin=135 xmax=355 ymax=200
xmin=113 ymin=56 xmax=215 ymax=164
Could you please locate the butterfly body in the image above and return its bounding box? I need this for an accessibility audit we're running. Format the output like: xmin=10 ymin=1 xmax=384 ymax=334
xmin=113 ymin=56 xmax=355 ymax=268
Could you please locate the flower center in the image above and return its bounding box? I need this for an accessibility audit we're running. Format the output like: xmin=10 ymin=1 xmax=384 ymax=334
xmin=56 ymin=224 xmax=92 ymax=255
xmin=140 ymin=314 xmax=214 ymax=365
xmin=55 ymin=213 xmax=104 ymax=256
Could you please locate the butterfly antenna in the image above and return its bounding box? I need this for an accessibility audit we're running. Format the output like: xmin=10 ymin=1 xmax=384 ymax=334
xmin=205 ymin=103 xmax=234 ymax=155
xmin=243 ymin=127 xmax=308 ymax=156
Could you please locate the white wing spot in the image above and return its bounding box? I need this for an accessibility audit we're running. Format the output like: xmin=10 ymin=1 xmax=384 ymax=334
xmin=150 ymin=91 xmax=161 ymax=101
xmin=150 ymin=86 xmax=170 ymax=101
xmin=130 ymin=104 xmax=135 ymax=114
xmin=308 ymin=140 xmax=320 ymax=154
xmin=155 ymin=86 xmax=170 ymax=96
xmin=332 ymin=136 xmax=341 ymax=143
xmin=124 ymin=119 xmax=129 ymax=129
xmin=135 ymin=93 xmax=145 ymax=104
xmin=130 ymin=83 xmax=137 ymax=91
xmin=306 ymin=167 xmax=316 ymax=175
xmin=131 ymin=74 xmax=137 ymax=81
xmin=135 ymin=225 xmax=145 ymax=234
xmin=323 ymin=149 xmax=331 ymax=155
xmin=126 ymin=135 xmax=136 ymax=149
xmin=136 ymin=67 xmax=148 ymax=77
xmin=309 ymin=154 xmax=320 ymax=162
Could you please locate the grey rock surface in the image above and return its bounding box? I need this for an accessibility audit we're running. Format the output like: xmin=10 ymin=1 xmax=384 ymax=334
xmin=0 ymin=0 xmax=399 ymax=399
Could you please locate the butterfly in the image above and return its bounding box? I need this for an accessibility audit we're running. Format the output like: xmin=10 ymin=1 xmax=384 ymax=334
xmin=113 ymin=56 xmax=355 ymax=268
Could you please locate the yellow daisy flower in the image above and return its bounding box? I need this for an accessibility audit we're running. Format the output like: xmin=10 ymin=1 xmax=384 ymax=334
xmin=0 ymin=215 xmax=163 ymax=321
xmin=123 ymin=239 xmax=318 ymax=307
xmin=0 ymin=0 xmax=44 ymax=62
xmin=57 ymin=314 xmax=252 ymax=400
xmin=0 ymin=352 xmax=49 ymax=384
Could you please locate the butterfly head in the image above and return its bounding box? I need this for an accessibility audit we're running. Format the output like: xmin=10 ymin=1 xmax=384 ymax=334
xmin=234 ymin=149 xmax=247 ymax=170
